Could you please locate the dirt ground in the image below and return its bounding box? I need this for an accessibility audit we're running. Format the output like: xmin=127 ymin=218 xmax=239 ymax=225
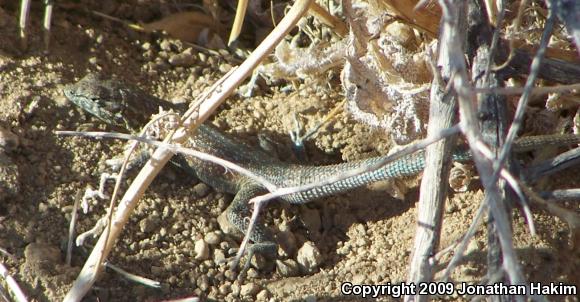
xmin=0 ymin=1 xmax=578 ymax=301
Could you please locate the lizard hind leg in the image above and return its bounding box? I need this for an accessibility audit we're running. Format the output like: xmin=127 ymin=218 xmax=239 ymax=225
xmin=224 ymin=181 xmax=277 ymax=277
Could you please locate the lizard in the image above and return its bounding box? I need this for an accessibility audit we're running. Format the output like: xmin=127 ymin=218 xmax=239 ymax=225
xmin=63 ymin=72 xmax=580 ymax=272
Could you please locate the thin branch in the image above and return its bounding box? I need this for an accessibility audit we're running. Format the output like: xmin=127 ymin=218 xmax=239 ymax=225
xmin=525 ymin=147 xmax=580 ymax=181
xmin=539 ymin=189 xmax=580 ymax=201
xmin=56 ymin=130 xmax=278 ymax=191
xmin=490 ymin=6 xmax=556 ymax=188
xmin=474 ymin=83 xmax=580 ymax=96
xmin=438 ymin=0 xmax=528 ymax=294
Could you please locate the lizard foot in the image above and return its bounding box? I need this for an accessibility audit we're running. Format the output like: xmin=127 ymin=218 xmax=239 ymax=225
xmin=222 ymin=242 xmax=277 ymax=279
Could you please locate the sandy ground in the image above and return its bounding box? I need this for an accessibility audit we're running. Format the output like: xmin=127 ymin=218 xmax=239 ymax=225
xmin=0 ymin=1 xmax=578 ymax=301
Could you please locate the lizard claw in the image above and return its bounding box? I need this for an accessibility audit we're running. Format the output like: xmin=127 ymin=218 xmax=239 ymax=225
xmin=289 ymin=113 xmax=308 ymax=161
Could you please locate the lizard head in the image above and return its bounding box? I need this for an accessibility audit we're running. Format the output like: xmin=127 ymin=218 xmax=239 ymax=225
xmin=63 ymin=73 xmax=156 ymax=132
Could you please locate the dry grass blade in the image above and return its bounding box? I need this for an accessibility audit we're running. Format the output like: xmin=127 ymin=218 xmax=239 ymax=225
xmin=18 ymin=0 xmax=30 ymax=50
xmin=0 ymin=262 xmax=28 ymax=302
xmin=103 ymin=262 xmax=161 ymax=288
xmin=66 ymin=190 xmax=83 ymax=266
xmin=228 ymin=0 xmax=249 ymax=46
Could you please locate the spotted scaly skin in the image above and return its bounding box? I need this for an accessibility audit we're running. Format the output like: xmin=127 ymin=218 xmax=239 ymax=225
xmin=63 ymin=73 xmax=580 ymax=263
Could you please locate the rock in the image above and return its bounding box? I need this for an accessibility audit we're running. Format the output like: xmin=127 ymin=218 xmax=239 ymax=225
xmin=230 ymin=282 xmax=241 ymax=296
xmin=193 ymin=183 xmax=211 ymax=198
xmin=276 ymin=259 xmax=300 ymax=277
xmin=256 ymin=289 xmax=270 ymax=301
xmin=194 ymin=239 xmax=210 ymax=260
xmin=197 ymin=275 xmax=210 ymax=291
xmin=296 ymin=241 xmax=323 ymax=273
xmin=24 ymin=242 xmax=62 ymax=271
xmin=246 ymin=268 xmax=259 ymax=278
xmin=213 ymin=249 xmax=226 ymax=264
xmin=139 ymin=215 xmax=160 ymax=233
xmin=204 ymin=231 xmax=222 ymax=245
xmin=219 ymin=283 xmax=232 ymax=295
xmin=250 ymin=253 xmax=268 ymax=270
xmin=159 ymin=39 xmax=172 ymax=51
xmin=466 ymin=239 xmax=482 ymax=255
xmin=225 ymin=269 xmax=236 ymax=281
xmin=168 ymin=49 xmax=196 ymax=67
xmin=240 ymin=282 xmax=261 ymax=297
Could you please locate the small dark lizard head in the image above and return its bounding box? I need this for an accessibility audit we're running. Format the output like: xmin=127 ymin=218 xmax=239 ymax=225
xmin=63 ymin=73 xmax=166 ymax=131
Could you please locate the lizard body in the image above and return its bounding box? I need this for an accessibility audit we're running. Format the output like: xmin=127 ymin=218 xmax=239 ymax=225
xmin=63 ymin=73 xmax=580 ymax=262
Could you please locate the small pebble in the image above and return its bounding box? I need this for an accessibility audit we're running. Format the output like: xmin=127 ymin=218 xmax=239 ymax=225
xmin=197 ymin=275 xmax=210 ymax=291
xmin=250 ymin=253 xmax=268 ymax=270
xmin=213 ymin=249 xmax=226 ymax=264
xmin=466 ymin=239 xmax=482 ymax=255
xmin=204 ymin=231 xmax=222 ymax=245
xmin=159 ymin=39 xmax=172 ymax=51
xmin=139 ymin=216 xmax=160 ymax=233
xmin=240 ymin=282 xmax=261 ymax=297
xmin=296 ymin=241 xmax=323 ymax=273
xmin=256 ymin=289 xmax=269 ymax=301
xmin=219 ymin=283 xmax=232 ymax=295
xmin=193 ymin=183 xmax=211 ymax=198
xmin=168 ymin=49 xmax=196 ymax=67
xmin=230 ymin=282 xmax=241 ymax=296
xmin=352 ymin=274 xmax=366 ymax=284
xmin=276 ymin=259 xmax=300 ymax=277
xmin=217 ymin=211 xmax=240 ymax=236
xmin=224 ymin=269 xmax=236 ymax=281
xmin=194 ymin=239 xmax=209 ymax=260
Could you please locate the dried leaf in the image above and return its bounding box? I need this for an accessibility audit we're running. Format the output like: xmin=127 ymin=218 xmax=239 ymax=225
xmin=142 ymin=11 xmax=224 ymax=46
